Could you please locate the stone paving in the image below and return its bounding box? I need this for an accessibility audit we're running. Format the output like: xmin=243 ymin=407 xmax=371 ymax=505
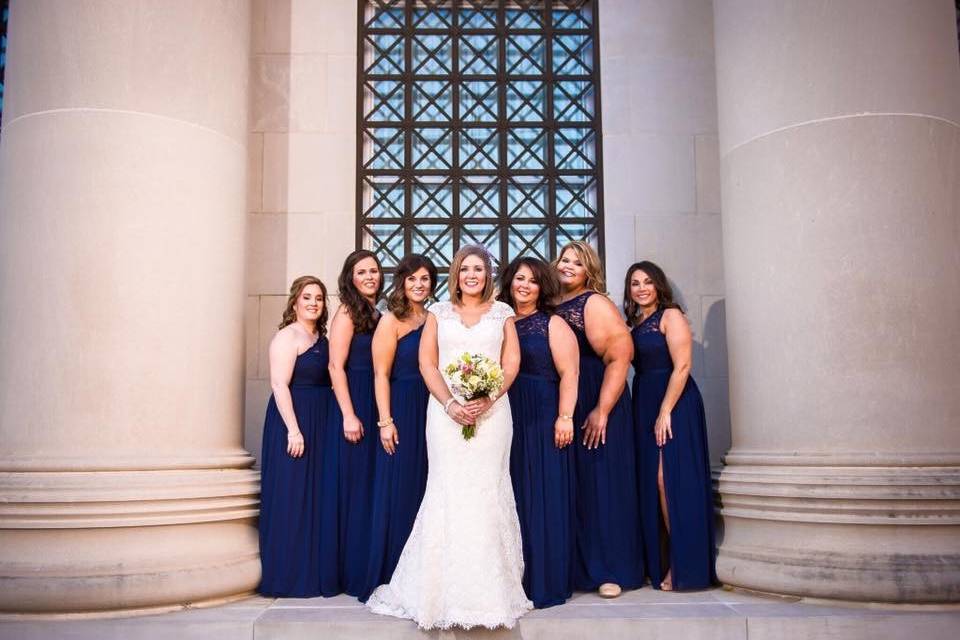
xmin=2 ymin=587 xmax=959 ymax=640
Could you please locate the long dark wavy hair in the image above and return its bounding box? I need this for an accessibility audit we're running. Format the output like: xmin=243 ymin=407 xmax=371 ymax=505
xmin=279 ymin=275 xmax=329 ymax=337
xmin=337 ymin=249 xmax=384 ymax=333
xmin=497 ymin=256 xmax=560 ymax=315
xmin=387 ymin=254 xmax=438 ymax=319
xmin=623 ymin=260 xmax=683 ymax=327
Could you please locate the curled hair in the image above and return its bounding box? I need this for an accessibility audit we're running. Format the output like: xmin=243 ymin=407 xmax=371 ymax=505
xmin=554 ymin=240 xmax=607 ymax=294
xmin=497 ymin=256 xmax=559 ymax=315
xmin=449 ymin=245 xmax=496 ymax=304
xmin=387 ymin=254 xmax=438 ymax=319
xmin=622 ymin=260 xmax=683 ymax=327
xmin=279 ymin=275 xmax=329 ymax=337
xmin=337 ymin=249 xmax=384 ymax=334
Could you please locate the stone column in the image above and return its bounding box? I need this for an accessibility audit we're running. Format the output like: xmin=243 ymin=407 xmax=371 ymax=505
xmin=713 ymin=0 xmax=960 ymax=603
xmin=0 ymin=0 xmax=259 ymax=613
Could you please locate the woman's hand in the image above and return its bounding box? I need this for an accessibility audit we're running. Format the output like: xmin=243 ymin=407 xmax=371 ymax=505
xmin=655 ymin=411 xmax=673 ymax=447
xmin=463 ymin=396 xmax=494 ymax=419
xmin=343 ymin=414 xmax=364 ymax=443
xmin=554 ymin=417 xmax=574 ymax=449
xmin=446 ymin=401 xmax=475 ymax=427
xmin=582 ymin=408 xmax=608 ymax=449
xmin=379 ymin=423 xmax=399 ymax=455
xmin=287 ymin=430 xmax=305 ymax=458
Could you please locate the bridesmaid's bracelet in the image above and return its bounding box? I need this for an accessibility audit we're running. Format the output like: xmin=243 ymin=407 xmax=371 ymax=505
xmin=377 ymin=417 xmax=394 ymax=428
xmin=443 ymin=397 xmax=456 ymax=413
xmin=558 ymin=413 xmax=574 ymax=422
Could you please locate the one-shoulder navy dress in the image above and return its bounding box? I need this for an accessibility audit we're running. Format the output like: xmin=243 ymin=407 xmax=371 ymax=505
xmin=360 ymin=325 xmax=429 ymax=602
xmin=632 ymin=308 xmax=716 ymax=590
xmin=339 ymin=323 xmax=381 ymax=597
xmin=555 ymin=292 xmax=644 ymax=591
xmin=259 ymin=337 xmax=334 ymax=597
xmin=508 ymin=311 xmax=576 ymax=608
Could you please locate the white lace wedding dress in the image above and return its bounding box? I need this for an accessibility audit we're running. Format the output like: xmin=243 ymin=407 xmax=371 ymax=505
xmin=366 ymin=300 xmax=533 ymax=629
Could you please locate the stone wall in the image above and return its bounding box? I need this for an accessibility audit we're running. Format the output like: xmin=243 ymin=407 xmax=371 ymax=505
xmin=243 ymin=0 xmax=730 ymax=464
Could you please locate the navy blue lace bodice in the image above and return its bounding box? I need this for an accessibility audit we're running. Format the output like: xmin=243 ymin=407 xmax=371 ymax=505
xmin=292 ymin=336 xmax=332 ymax=387
xmin=516 ymin=311 xmax=559 ymax=382
xmin=556 ymin=291 xmax=601 ymax=363
xmin=631 ymin=308 xmax=674 ymax=374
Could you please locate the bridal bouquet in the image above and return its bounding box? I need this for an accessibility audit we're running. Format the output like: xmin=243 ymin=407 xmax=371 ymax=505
xmin=443 ymin=352 xmax=504 ymax=440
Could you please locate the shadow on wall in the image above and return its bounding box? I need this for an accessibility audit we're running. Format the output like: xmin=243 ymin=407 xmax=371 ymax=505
xmin=674 ymin=284 xmax=730 ymax=549
xmin=671 ymin=284 xmax=731 ymax=468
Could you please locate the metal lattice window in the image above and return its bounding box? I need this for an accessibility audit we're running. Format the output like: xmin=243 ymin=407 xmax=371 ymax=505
xmin=357 ymin=0 xmax=604 ymax=296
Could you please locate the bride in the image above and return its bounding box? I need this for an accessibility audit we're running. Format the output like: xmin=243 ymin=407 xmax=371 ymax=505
xmin=367 ymin=245 xmax=533 ymax=629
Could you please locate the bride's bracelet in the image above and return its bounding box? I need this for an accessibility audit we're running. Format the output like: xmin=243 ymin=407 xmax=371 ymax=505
xmin=443 ymin=397 xmax=457 ymax=414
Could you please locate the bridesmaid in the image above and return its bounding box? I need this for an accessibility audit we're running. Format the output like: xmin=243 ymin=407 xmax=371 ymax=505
xmin=259 ymin=275 xmax=333 ymax=596
xmin=360 ymin=254 xmax=437 ymax=601
xmin=625 ymin=261 xmax=716 ymax=591
xmin=329 ymin=249 xmax=384 ymax=597
xmin=554 ymin=241 xmax=644 ymax=598
xmin=497 ymin=256 xmax=579 ymax=608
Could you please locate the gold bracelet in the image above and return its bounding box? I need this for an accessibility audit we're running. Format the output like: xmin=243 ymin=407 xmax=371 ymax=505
xmin=376 ymin=417 xmax=394 ymax=428
xmin=558 ymin=413 xmax=574 ymax=421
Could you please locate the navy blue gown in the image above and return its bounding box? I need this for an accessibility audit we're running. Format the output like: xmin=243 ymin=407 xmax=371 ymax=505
xmin=259 ymin=337 xmax=335 ymax=597
xmin=339 ymin=323 xmax=381 ymax=597
xmin=508 ymin=312 xmax=576 ymax=608
xmin=360 ymin=325 xmax=430 ymax=602
xmin=632 ymin=308 xmax=716 ymax=590
xmin=555 ymin=292 xmax=644 ymax=590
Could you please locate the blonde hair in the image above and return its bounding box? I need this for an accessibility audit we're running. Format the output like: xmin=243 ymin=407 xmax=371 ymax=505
xmin=555 ymin=241 xmax=606 ymax=294
xmin=449 ymin=245 xmax=496 ymax=304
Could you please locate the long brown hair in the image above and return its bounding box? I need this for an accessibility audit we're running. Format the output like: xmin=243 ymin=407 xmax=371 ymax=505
xmin=387 ymin=254 xmax=438 ymax=319
xmin=623 ymin=260 xmax=683 ymax=327
xmin=555 ymin=240 xmax=606 ymax=294
xmin=337 ymin=249 xmax=384 ymax=333
xmin=449 ymin=245 xmax=496 ymax=304
xmin=279 ymin=275 xmax=329 ymax=337
xmin=496 ymin=256 xmax=559 ymax=315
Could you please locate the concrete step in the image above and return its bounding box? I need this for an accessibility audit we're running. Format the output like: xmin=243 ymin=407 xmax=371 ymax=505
xmin=2 ymin=588 xmax=959 ymax=640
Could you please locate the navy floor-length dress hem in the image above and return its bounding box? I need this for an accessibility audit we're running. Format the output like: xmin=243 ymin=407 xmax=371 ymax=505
xmin=338 ymin=324 xmax=382 ymax=598
xmin=556 ymin=292 xmax=645 ymax=592
xmin=508 ymin=312 xmax=576 ymax=609
xmin=259 ymin=337 xmax=337 ymax=598
xmin=632 ymin=307 xmax=717 ymax=591
xmin=359 ymin=326 xmax=429 ymax=603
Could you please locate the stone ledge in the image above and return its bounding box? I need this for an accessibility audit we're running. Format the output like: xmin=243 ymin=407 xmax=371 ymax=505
xmin=2 ymin=588 xmax=959 ymax=640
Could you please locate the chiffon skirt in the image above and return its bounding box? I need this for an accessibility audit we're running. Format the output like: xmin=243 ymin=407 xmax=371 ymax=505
xmin=339 ymin=368 xmax=380 ymax=597
xmin=572 ymin=358 xmax=645 ymax=590
xmin=259 ymin=385 xmax=335 ymax=597
xmin=509 ymin=373 xmax=576 ymax=608
xmin=634 ymin=371 xmax=716 ymax=590
xmin=360 ymin=375 xmax=429 ymax=602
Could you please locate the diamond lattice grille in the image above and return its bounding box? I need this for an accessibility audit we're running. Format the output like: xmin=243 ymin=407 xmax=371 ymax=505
xmin=358 ymin=0 xmax=604 ymax=291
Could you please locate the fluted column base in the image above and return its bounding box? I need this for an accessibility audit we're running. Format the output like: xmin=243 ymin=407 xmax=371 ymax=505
xmin=717 ymin=452 xmax=960 ymax=603
xmin=0 ymin=468 xmax=260 ymax=614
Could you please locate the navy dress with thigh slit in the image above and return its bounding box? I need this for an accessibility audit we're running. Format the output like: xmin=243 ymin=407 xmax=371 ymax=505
xmin=632 ymin=308 xmax=716 ymax=590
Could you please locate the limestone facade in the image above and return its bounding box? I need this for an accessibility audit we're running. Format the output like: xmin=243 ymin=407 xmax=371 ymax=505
xmin=0 ymin=0 xmax=957 ymax=615
xmin=713 ymin=0 xmax=960 ymax=602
